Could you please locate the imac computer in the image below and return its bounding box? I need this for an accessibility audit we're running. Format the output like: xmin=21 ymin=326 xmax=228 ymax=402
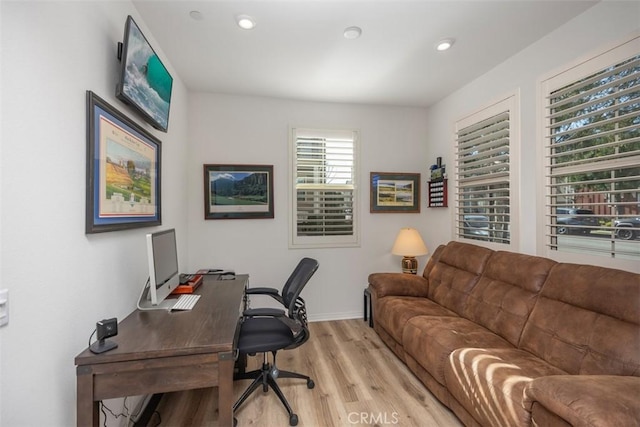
xmin=137 ymin=228 xmax=180 ymax=310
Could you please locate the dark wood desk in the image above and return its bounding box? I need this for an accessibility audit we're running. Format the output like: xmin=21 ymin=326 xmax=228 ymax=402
xmin=75 ymin=274 xmax=248 ymax=427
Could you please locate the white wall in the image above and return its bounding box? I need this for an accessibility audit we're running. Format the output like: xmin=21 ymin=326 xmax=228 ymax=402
xmin=187 ymin=93 xmax=431 ymax=320
xmin=0 ymin=2 xmax=189 ymax=426
xmin=424 ymin=1 xmax=640 ymax=262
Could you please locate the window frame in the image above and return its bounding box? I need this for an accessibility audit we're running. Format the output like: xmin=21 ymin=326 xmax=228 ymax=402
xmin=537 ymin=33 xmax=640 ymax=272
xmin=453 ymin=91 xmax=521 ymax=252
xmin=289 ymin=127 xmax=360 ymax=249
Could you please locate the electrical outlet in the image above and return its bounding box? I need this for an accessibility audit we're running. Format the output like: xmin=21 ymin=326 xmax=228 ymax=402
xmin=0 ymin=289 xmax=9 ymax=327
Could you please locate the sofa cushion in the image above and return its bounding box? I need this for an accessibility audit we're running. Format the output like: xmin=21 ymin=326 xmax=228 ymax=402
xmin=427 ymin=241 xmax=494 ymax=316
xmin=445 ymin=347 xmax=566 ymax=427
xmin=403 ymin=316 xmax=514 ymax=385
xmin=462 ymin=251 xmax=556 ymax=346
xmin=376 ymin=297 xmax=458 ymax=344
xmin=530 ymin=403 xmax=571 ymax=427
xmin=520 ymin=263 xmax=640 ymax=376
xmin=524 ymin=375 xmax=640 ymax=427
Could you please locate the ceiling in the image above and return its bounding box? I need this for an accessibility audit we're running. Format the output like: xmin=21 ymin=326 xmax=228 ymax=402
xmin=132 ymin=0 xmax=598 ymax=108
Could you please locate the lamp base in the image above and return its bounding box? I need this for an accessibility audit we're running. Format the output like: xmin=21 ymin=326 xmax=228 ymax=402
xmin=401 ymin=256 xmax=418 ymax=274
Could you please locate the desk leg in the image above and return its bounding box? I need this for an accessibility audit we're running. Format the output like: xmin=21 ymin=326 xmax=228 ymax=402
xmin=219 ymin=352 xmax=235 ymax=427
xmin=77 ymin=367 xmax=99 ymax=427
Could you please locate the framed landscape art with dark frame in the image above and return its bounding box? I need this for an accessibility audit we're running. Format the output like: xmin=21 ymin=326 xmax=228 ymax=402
xmin=370 ymin=172 xmax=420 ymax=213
xmin=203 ymin=164 xmax=274 ymax=219
xmin=86 ymin=91 xmax=161 ymax=233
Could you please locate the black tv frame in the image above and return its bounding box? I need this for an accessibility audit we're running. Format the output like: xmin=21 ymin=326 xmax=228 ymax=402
xmin=116 ymin=15 xmax=173 ymax=133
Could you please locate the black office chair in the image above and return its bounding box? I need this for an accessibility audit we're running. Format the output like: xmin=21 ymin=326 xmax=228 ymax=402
xmin=243 ymin=261 xmax=303 ymax=308
xmin=233 ymin=257 xmax=319 ymax=426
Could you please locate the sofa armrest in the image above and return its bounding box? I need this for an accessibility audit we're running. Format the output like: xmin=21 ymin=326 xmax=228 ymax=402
xmin=524 ymin=375 xmax=640 ymax=427
xmin=367 ymin=272 xmax=428 ymax=298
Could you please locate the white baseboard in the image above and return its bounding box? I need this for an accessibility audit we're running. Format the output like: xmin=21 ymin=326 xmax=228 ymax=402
xmin=308 ymin=311 xmax=362 ymax=322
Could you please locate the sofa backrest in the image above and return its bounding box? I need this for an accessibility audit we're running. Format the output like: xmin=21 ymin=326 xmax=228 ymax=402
xmin=426 ymin=241 xmax=494 ymax=317
xmin=520 ymin=263 xmax=640 ymax=376
xmin=461 ymin=251 xmax=556 ymax=346
xmin=422 ymin=244 xmax=446 ymax=280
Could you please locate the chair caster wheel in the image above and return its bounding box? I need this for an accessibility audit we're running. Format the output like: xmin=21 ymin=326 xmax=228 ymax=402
xmin=289 ymin=413 xmax=298 ymax=426
xmin=307 ymin=379 xmax=315 ymax=389
xmin=233 ymin=417 xmax=238 ymax=427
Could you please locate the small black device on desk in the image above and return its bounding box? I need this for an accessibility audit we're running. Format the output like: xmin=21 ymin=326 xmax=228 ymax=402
xmin=179 ymin=273 xmax=196 ymax=284
xmin=195 ymin=268 xmax=235 ymax=280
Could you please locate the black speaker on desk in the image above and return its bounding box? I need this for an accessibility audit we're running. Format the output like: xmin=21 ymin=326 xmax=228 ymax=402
xmin=90 ymin=318 xmax=118 ymax=354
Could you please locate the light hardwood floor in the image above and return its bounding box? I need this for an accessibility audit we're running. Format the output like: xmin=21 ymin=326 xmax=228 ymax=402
xmin=147 ymin=319 xmax=462 ymax=427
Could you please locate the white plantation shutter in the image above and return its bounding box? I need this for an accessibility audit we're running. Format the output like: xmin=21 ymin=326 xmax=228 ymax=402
xmin=542 ymin=36 xmax=639 ymax=262
xmin=455 ymin=95 xmax=518 ymax=247
xmin=290 ymin=128 xmax=359 ymax=248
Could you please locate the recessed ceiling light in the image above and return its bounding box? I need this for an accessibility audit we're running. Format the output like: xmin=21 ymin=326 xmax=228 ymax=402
xmin=436 ymin=38 xmax=455 ymax=51
xmin=343 ymin=26 xmax=362 ymax=40
xmin=189 ymin=10 xmax=204 ymax=21
xmin=236 ymin=15 xmax=256 ymax=30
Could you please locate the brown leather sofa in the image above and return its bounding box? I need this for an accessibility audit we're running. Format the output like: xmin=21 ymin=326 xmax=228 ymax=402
xmin=368 ymin=241 xmax=640 ymax=427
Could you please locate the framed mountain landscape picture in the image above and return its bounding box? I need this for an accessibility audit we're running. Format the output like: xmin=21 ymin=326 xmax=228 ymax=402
xmin=203 ymin=164 xmax=274 ymax=219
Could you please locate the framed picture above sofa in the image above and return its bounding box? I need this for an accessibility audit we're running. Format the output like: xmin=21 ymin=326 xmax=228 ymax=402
xmin=370 ymin=172 xmax=420 ymax=213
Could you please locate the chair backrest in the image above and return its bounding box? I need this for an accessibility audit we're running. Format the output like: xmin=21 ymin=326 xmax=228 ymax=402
xmin=282 ymin=257 xmax=319 ymax=349
xmin=282 ymin=257 xmax=319 ymax=311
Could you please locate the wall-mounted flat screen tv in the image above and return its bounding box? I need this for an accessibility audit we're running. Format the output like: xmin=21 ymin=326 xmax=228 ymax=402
xmin=116 ymin=15 xmax=173 ymax=133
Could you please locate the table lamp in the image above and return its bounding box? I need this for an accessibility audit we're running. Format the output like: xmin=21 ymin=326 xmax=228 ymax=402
xmin=391 ymin=228 xmax=428 ymax=274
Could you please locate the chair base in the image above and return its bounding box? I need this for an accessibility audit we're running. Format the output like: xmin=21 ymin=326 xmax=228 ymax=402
xmin=233 ymin=354 xmax=314 ymax=426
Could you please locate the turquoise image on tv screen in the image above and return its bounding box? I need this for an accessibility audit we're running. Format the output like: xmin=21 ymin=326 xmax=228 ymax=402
xmin=118 ymin=16 xmax=173 ymax=132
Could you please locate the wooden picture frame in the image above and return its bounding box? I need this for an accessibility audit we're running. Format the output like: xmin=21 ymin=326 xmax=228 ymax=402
xmin=370 ymin=172 xmax=420 ymax=213
xmin=203 ymin=164 xmax=274 ymax=219
xmin=86 ymin=91 xmax=161 ymax=233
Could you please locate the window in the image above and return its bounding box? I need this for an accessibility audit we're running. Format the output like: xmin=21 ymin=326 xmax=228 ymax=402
xmin=541 ymin=36 xmax=639 ymax=263
xmin=454 ymin=94 xmax=519 ymax=248
xmin=290 ymin=128 xmax=359 ymax=248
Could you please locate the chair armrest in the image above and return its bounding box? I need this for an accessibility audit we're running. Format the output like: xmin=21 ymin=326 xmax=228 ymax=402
xmin=246 ymin=286 xmax=279 ymax=296
xmin=524 ymin=375 xmax=640 ymax=426
xmin=246 ymin=287 xmax=285 ymax=304
xmin=368 ymin=272 xmax=429 ymax=298
xmin=243 ymin=307 xmax=285 ymax=317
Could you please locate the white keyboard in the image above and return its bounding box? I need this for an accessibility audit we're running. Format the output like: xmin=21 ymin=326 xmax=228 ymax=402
xmin=171 ymin=294 xmax=201 ymax=311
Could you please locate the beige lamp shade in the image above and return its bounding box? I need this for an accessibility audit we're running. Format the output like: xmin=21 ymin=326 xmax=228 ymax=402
xmin=391 ymin=228 xmax=428 ymax=274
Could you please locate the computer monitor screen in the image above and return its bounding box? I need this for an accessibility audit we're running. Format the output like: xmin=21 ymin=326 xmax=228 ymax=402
xmin=146 ymin=228 xmax=179 ymax=306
